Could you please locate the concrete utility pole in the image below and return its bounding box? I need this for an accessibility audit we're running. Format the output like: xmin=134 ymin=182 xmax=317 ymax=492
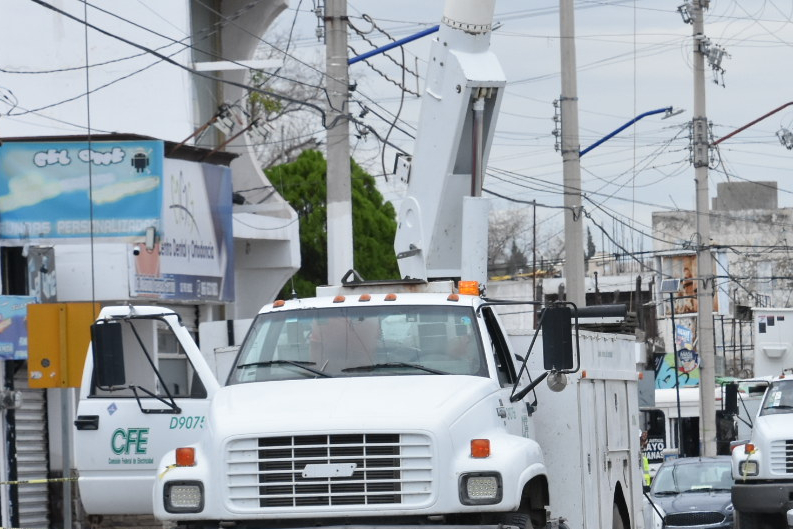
xmin=325 ymin=0 xmax=354 ymax=285
xmin=691 ymin=0 xmax=717 ymax=457
xmin=559 ymin=0 xmax=586 ymax=307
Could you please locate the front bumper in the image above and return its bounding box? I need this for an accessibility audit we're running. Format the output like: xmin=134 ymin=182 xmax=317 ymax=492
xmin=732 ymin=482 xmax=793 ymax=514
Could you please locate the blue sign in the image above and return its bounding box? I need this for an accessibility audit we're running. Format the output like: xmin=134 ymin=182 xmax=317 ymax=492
xmin=0 ymin=296 xmax=36 ymax=360
xmin=0 ymin=140 xmax=164 ymax=242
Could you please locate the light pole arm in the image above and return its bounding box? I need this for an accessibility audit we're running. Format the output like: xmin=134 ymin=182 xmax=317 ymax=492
xmin=579 ymin=107 xmax=673 ymax=157
xmin=348 ymin=25 xmax=440 ymax=65
xmin=713 ymin=101 xmax=793 ymax=146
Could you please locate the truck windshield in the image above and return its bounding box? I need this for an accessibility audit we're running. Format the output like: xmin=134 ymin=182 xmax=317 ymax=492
xmin=760 ymin=379 xmax=793 ymax=416
xmin=227 ymin=305 xmax=487 ymax=383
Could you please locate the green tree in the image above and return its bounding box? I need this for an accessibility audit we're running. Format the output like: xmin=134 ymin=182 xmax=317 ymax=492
xmin=507 ymin=240 xmax=528 ymax=276
xmin=586 ymin=227 xmax=596 ymax=260
xmin=266 ymin=150 xmax=398 ymax=298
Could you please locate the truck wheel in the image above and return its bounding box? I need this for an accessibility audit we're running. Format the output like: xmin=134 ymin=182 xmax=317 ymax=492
xmin=612 ymin=504 xmax=625 ymax=529
xmin=500 ymin=512 xmax=534 ymax=529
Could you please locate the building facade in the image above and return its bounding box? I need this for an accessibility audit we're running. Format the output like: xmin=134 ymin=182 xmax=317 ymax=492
xmin=0 ymin=1 xmax=299 ymax=526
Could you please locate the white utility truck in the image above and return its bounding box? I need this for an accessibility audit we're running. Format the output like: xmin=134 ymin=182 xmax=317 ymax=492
xmin=77 ymin=286 xmax=643 ymax=529
xmin=730 ymin=308 xmax=793 ymax=528
xmin=74 ymin=1 xmax=645 ymax=527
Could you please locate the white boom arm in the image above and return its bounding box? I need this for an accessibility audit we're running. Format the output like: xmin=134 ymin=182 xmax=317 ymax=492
xmin=394 ymin=0 xmax=505 ymax=283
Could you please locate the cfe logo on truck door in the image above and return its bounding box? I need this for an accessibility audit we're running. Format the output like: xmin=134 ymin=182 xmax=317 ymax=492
xmin=110 ymin=428 xmax=152 ymax=463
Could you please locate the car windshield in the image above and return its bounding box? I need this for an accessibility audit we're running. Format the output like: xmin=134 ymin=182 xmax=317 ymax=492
xmin=227 ymin=305 xmax=487 ymax=383
xmin=760 ymin=379 xmax=793 ymax=416
xmin=651 ymin=459 xmax=733 ymax=494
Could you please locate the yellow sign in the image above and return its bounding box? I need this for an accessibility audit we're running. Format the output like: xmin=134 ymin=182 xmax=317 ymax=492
xmin=27 ymin=303 xmax=100 ymax=388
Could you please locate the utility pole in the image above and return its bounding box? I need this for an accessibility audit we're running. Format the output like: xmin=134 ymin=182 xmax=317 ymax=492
xmin=691 ymin=0 xmax=717 ymax=457
xmin=324 ymin=0 xmax=354 ymax=285
xmin=559 ymin=0 xmax=585 ymax=307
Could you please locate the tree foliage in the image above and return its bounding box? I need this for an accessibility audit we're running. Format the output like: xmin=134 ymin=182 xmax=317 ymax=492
xmin=266 ymin=150 xmax=398 ymax=298
xmin=586 ymin=227 xmax=596 ymax=260
xmin=488 ymin=207 xmax=564 ymax=275
xmin=246 ymin=34 xmax=325 ymax=168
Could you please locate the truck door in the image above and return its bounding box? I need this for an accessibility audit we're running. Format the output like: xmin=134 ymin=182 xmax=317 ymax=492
xmin=74 ymin=307 xmax=220 ymax=515
xmin=480 ymin=307 xmax=530 ymax=438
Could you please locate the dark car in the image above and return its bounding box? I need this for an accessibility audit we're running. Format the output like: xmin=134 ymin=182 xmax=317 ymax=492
xmin=647 ymin=456 xmax=734 ymax=529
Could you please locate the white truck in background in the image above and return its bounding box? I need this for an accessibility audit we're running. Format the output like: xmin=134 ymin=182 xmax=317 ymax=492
xmin=730 ymin=308 xmax=793 ymax=528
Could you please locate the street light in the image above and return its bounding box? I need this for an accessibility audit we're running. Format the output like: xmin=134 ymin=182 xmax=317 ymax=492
xmin=579 ymin=106 xmax=683 ymax=157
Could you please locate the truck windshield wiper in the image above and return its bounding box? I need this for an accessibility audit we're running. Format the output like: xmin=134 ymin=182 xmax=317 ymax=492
xmin=342 ymin=362 xmax=449 ymax=375
xmin=236 ymin=360 xmax=332 ymax=378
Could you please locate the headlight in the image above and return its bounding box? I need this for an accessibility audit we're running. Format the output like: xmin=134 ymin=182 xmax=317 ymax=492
xmin=738 ymin=460 xmax=759 ymax=476
xmin=164 ymin=481 xmax=204 ymax=513
xmin=459 ymin=472 xmax=502 ymax=505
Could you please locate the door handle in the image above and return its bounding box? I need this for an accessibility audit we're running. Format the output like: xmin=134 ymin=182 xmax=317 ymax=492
xmin=74 ymin=415 xmax=99 ymax=430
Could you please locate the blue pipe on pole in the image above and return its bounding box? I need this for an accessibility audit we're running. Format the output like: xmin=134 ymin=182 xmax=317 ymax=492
xmin=348 ymin=25 xmax=440 ymax=65
xmin=579 ymin=107 xmax=671 ymax=157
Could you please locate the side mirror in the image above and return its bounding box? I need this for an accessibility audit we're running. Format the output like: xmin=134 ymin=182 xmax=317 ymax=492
xmin=91 ymin=320 xmax=126 ymax=388
xmin=724 ymin=382 xmax=739 ymax=416
xmin=541 ymin=306 xmax=573 ymax=371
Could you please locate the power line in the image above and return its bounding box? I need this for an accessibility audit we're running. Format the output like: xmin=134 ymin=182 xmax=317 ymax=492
xmin=27 ymin=0 xmax=339 ymax=128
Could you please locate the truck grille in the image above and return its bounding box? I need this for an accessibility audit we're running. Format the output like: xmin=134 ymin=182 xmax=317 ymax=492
xmin=225 ymin=433 xmax=433 ymax=511
xmin=770 ymin=439 xmax=793 ymax=474
xmin=664 ymin=511 xmax=724 ymax=526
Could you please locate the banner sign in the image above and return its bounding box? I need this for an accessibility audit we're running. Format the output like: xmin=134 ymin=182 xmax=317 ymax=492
xmin=0 ymin=140 xmax=163 ymax=243
xmin=654 ymin=352 xmax=701 ymax=389
xmin=0 ymin=296 xmax=37 ymax=360
xmin=130 ymin=159 xmax=234 ymax=302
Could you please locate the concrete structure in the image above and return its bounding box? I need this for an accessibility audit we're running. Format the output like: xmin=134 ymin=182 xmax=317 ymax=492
xmin=650 ymin=181 xmax=791 ymax=379
xmin=0 ymin=2 xmax=299 ymax=527
xmin=653 ymin=182 xmax=793 ymax=311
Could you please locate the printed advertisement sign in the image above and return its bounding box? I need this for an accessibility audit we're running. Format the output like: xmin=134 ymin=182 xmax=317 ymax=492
xmin=654 ymin=322 xmax=701 ymax=388
xmin=0 ymin=296 xmax=37 ymax=360
xmin=0 ymin=140 xmax=163 ymax=243
xmin=130 ymin=159 xmax=234 ymax=302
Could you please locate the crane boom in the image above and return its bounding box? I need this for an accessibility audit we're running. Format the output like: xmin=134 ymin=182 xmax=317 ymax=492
xmin=394 ymin=0 xmax=506 ymax=284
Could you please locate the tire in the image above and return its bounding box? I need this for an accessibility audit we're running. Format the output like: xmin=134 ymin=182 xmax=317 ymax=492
xmin=612 ymin=504 xmax=626 ymax=529
xmin=500 ymin=512 xmax=534 ymax=529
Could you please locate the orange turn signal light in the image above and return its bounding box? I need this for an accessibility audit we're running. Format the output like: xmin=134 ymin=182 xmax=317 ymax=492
xmin=273 ymin=299 xmax=285 ymax=308
xmin=176 ymin=447 xmax=196 ymax=467
xmin=744 ymin=443 xmax=756 ymax=454
xmin=471 ymin=439 xmax=490 ymax=458
xmin=458 ymin=281 xmax=479 ymax=296
xmin=447 ymin=293 xmax=460 ymax=302
xmin=359 ymin=294 xmax=371 ymax=302
xmin=333 ymin=295 xmax=345 ymax=303
xmin=384 ymin=293 xmax=397 ymax=301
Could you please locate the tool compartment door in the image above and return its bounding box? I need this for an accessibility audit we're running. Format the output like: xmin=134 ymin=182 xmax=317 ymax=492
xmin=74 ymin=312 xmax=219 ymax=515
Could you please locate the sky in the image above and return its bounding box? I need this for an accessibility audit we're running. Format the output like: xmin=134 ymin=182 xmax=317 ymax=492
xmin=2 ymin=0 xmax=791 ymax=265
xmin=268 ymin=0 xmax=793 ymax=262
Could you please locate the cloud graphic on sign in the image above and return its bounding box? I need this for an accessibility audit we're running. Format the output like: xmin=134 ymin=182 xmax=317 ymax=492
xmin=0 ymin=172 xmax=159 ymax=212
xmin=0 ymin=173 xmax=62 ymax=212
xmin=91 ymin=176 xmax=159 ymax=205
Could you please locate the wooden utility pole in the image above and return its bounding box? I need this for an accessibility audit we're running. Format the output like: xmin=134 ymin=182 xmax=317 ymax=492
xmin=325 ymin=0 xmax=354 ymax=285
xmin=559 ymin=0 xmax=585 ymax=307
xmin=691 ymin=0 xmax=717 ymax=457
